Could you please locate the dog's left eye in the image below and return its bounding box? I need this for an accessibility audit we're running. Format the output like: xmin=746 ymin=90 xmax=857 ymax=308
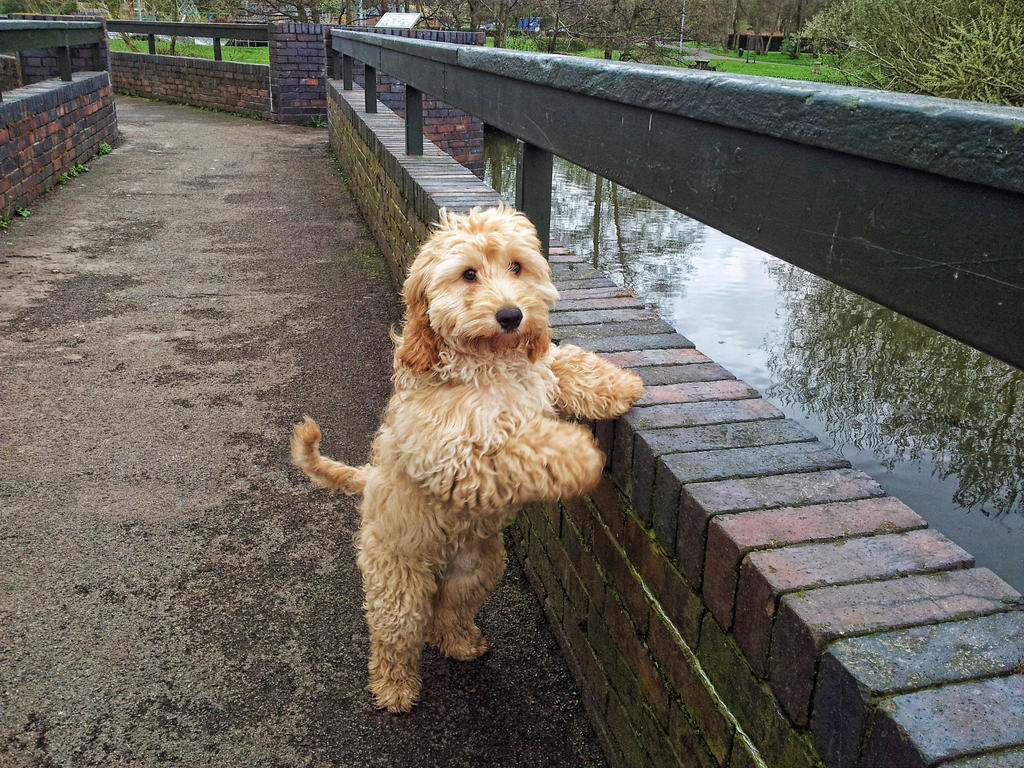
xmin=509 ymin=261 xmax=522 ymax=275
xmin=462 ymin=268 xmax=477 ymax=282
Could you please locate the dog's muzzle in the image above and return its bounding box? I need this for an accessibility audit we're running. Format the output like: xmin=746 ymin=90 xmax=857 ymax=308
xmin=495 ymin=307 xmax=523 ymax=332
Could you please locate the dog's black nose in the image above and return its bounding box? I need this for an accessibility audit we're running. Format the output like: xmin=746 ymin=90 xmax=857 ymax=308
xmin=495 ymin=306 xmax=523 ymax=332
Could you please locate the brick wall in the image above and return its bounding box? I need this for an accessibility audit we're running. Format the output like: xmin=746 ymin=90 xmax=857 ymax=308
xmin=327 ymin=77 xmax=1024 ymax=768
xmin=15 ymin=14 xmax=110 ymax=87
xmin=0 ymin=54 xmax=22 ymax=92
xmin=110 ymin=51 xmax=271 ymax=119
xmin=268 ymin=22 xmax=328 ymax=123
xmin=1 ymin=72 xmax=118 ymax=218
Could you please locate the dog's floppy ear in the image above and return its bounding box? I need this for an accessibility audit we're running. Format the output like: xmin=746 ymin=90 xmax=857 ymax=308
xmin=397 ymin=264 xmax=444 ymax=374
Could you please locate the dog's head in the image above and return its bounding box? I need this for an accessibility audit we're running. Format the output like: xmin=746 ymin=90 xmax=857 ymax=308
xmin=397 ymin=206 xmax=559 ymax=374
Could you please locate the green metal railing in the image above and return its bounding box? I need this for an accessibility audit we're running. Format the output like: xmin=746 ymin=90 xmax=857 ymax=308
xmin=0 ymin=19 xmax=106 ymax=98
xmin=105 ymin=20 xmax=268 ymax=61
xmin=329 ymin=29 xmax=1024 ymax=371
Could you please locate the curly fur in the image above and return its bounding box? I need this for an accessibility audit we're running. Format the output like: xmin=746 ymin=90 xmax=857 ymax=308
xmin=291 ymin=206 xmax=644 ymax=713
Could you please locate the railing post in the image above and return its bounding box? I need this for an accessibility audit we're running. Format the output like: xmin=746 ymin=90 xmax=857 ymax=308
xmin=405 ymin=86 xmax=423 ymax=155
xmin=364 ymin=63 xmax=377 ymax=113
xmin=330 ymin=47 xmax=342 ymax=79
xmin=91 ymin=41 xmax=104 ymax=72
xmin=343 ymin=54 xmax=353 ymax=90
xmin=515 ymin=140 xmax=553 ymax=259
xmin=58 ymin=45 xmax=72 ymax=81
xmin=213 ymin=37 xmax=222 ymax=61
xmin=147 ymin=33 xmax=156 ymax=54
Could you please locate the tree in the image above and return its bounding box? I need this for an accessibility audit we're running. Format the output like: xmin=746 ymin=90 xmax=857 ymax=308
xmin=803 ymin=0 xmax=1024 ymax=105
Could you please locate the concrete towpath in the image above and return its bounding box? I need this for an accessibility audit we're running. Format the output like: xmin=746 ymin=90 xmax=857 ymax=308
xmin=0 ymin=96 xmax=605 ymax=768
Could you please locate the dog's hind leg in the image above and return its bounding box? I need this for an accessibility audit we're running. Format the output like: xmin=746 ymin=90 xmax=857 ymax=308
xmin=426 ymin=534 xmax=506 ymax=661
xmin=358 ymin=529 xmax=438 ymax=713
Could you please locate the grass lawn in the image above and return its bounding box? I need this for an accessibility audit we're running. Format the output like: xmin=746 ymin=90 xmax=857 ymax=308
xmin=113 ymin=34 xmax=844 ymax=85
xmin=108 ymin=37 xmax=270 ymax=64
xmin=709 ymin=58 xmax=848 ymax=84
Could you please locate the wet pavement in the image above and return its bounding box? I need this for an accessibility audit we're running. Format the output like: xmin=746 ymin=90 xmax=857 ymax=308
xmin=0 ymin=96 xmax=606 ymax=768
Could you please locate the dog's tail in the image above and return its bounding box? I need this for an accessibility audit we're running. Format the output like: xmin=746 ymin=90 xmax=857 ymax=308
xmin=290 ymin=416 xmax=369 ymax=495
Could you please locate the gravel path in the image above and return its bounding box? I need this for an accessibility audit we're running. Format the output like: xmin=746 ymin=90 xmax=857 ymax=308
xmin=0 ymin=96 xmax=605 ymax=768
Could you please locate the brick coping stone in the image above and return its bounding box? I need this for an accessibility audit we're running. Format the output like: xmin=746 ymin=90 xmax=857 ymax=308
xmin=331 ymin=83 xmax=1024 ymax=768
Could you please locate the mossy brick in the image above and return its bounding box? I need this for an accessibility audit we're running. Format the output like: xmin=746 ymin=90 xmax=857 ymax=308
xmin=703 ymin=497 xmax=926 ymax=630
xmin=589 ymin=476 xmax=626 ymax=539
xmin=667 ymin=696 xmax=720 ymax=768
xmin=554 ymin=318 xmax=678 ymax=340
xmin=631 ymin=363 xmax=735 ymax=387
xmin=631 ymin=419 xmax=815 ymax=524
xmin=668 ymin=441 xmax=850 ymax=488
xmin=600 ymin=347 xmax=712 ymax=367
xmin=626 ymin=399 xmax=783 ymax=432
xmin=769 ymin=568 xmax=1023 ymax=725
xmin=558 ymin=333 xmax=695 ymax=353
xmin=636 ymin=379 xmax=760 ymax=407
xmin=550 ymin=262 xmax=605 ymax=279
xmin=648 ymin=611 xmax=734 ymax=764
xmin=729 ymin=734 xmax=769 ymax=768
xmin=561 ymin=557 xmax=591 ymax=625
xmin=812 ymin=610 xmax=1024 ymax=768
xmin=605 ymin=687 xmax=647 ymax=767
xmin=596 ymin=419 xmax=615 ymax=473
xmin=696 ymin=613 xmax=822 ymax=768
xmin=632 ymin=696 xmax=687 ymax=768
xmin=673 ymin=468 xmax=883 ymax=588
xmin=564 ymin=612 xmax=610 ymax=715
xmin=588 ymin=601 xmax=641 ymax=705
xmin=604 ymin=590 xmax=668 ymax=724
xmin=558 ymin=285 xmax=644 ymax=301
xmin=601 ymin=530 xmax=651 ymax=641
xmin=862 ymin=675 xmax=1024 ymax=768
xmin=735 ymin=529 xmax=974 ymax=677
xmin=940 ymin=747 xmax=1024 ymax=768
xmin=549 ymin=307 xmax=664 ymax=327
xmin=550 ymin=276 xmax=621 ymax=292
xmin=552 ymin=295 xmax=647 ymax=311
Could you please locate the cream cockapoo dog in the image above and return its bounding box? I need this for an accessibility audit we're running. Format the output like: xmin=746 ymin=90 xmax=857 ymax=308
xmin=292 ymin=206 xmax=643 ymax=713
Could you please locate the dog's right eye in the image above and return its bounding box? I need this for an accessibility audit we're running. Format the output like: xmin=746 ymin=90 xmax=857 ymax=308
xmin=462 ymin=269 xmax=477 ymax=282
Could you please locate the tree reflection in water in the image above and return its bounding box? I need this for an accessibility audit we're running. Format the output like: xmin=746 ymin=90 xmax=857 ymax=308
xmin=484 ymin=130 xmax=701 ymax=302
xmin=766 ymin=263 xmax=1023 ymax=518
xmin=483 ymin=128 xmax=1024 ymax=523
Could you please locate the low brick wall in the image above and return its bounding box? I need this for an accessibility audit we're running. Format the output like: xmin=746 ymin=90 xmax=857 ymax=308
xmin=328 ymin=78 xmax=1024 ymax=768
xmin=0 ymin=54 xmax=22 ymax=91
xmin=110 ymin=51 xmax=271 ymax=118
xmin=104 ymin=21 xmax=484 ymax=174
xmin=328 ymin=84 xmax=499 ymax=287
xmin=0 ymin=72 xmax=118 ymax=218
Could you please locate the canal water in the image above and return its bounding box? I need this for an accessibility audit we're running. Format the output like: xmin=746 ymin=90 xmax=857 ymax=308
xmin=484 ymin=130 xmax=1024 ymax=593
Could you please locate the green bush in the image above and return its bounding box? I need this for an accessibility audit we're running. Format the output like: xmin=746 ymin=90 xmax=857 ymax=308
xmin=803 ymin=0 xmax=1024 ymax=105
xmin=780 ymin=36 xmax=800 ymax=59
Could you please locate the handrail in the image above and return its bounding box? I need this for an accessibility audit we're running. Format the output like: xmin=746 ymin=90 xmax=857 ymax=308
xmin=0 ymin=19 xmax=106 ymax=92
xmin=0 ymin=19 xmax=105 ymax=53
xmin=330 ymin=29 xmax=1024 ymax=370
xmin=106 ymin=20 xmax=268 ymax=42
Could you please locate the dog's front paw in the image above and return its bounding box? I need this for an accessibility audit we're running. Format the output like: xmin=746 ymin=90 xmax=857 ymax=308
xmin=368 ymin=672 xmax=421 ymax=714
xmin=605 ymin=368 xmax=645 ymax=417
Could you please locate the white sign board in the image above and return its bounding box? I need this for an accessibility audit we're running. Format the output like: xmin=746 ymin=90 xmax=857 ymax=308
xmin=376 ymin=12 xmax=421 ymax=28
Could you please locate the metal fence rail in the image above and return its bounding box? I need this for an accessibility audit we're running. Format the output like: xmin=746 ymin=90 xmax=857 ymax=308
xmin=330 ymin=29 xmax=1024 ymax=370
xmin=106 ymin=20 xmax=268 ymax=60
xmin=0 ymin=19 xmax=106 ymax=97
